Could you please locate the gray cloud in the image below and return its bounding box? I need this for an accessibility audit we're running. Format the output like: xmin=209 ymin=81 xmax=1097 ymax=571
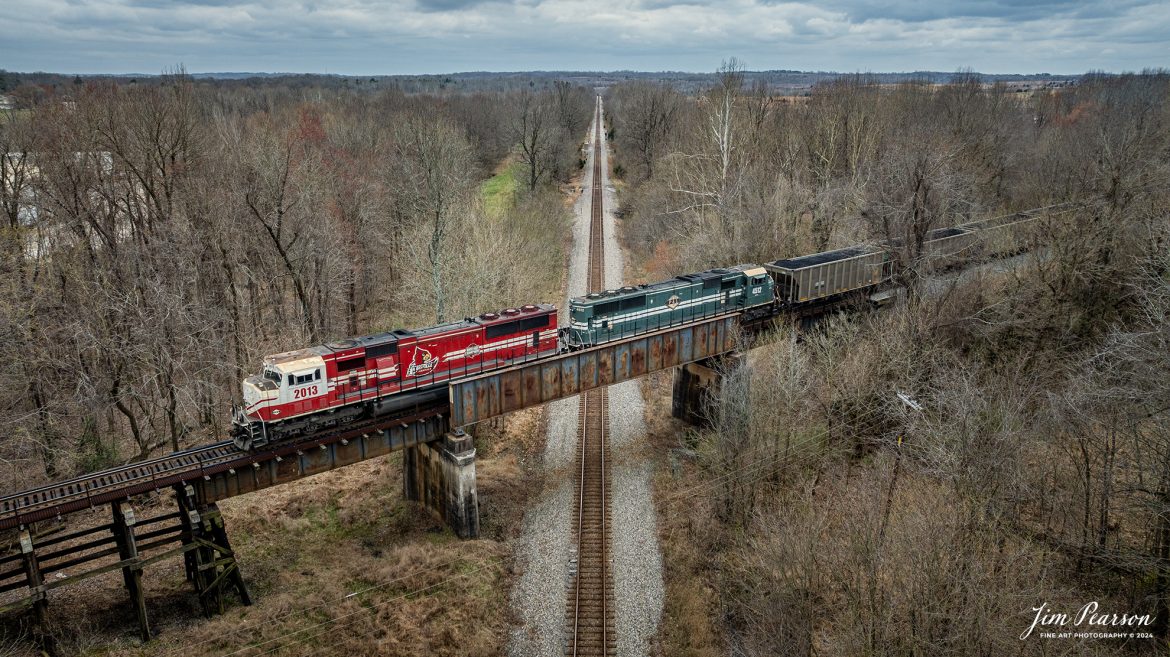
xmin=811 ymin=0 xmax=1144 ymax=23
xmin=0 ymin=0 xmax=1166 ymax=74
xmin=413 ymin=0 xmax=495 ymax=12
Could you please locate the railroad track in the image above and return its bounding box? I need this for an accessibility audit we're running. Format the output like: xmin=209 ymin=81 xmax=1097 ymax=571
xmin=566 ymin=96 xmax=615 ymax=657
xmin=0 ymin=402 xmax=447 ymax=531
xmin=0 ymin=440 xmax=239 ymax=530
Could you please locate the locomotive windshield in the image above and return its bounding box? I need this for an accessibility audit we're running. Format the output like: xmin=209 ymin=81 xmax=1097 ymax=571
xmin=263 ymin=369 xmax=282 ymax=385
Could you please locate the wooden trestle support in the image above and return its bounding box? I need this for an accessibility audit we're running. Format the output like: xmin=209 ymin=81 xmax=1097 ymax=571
xmin=174 ymin=484 xmax=252 ymax=618
xmin=0 ymin=485 xmax=250 ymax=644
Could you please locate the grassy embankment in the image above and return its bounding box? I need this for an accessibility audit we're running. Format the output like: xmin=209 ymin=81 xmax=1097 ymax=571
xmin=480 ymin=162 xmax=519 ymax=220
xmin=72 ymin=458 xmax=515 ymax=657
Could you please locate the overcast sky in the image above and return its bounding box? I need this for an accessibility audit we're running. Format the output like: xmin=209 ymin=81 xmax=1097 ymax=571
xmin=1 ymin=0 xmax=1167 ymax=75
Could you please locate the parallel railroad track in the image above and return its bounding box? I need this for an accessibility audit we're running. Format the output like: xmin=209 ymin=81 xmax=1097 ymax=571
xmin=566 ymin=96 xmax=615 ymax=657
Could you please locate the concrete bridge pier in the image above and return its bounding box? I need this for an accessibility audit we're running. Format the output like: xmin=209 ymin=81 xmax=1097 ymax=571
xmin=672 ymin=352 xmax=746 ymax=427
xmin=403 ymin=429 xmax=480 ymax=539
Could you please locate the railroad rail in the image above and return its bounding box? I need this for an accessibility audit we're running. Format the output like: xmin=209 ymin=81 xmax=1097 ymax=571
xmin=0 ymin=402 xmax=447 ymax=531
xmin=0 ymin=440 xmax=239 ymax=531
xmin=565 ymin=95 xmax=615 ymax=657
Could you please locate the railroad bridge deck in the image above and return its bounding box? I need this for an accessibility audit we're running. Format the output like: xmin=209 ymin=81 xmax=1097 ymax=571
xmin=0 ymin=310 xmax=750 ymax=640
xmin=0 ymin=311 xmax=745 ymax=536
xmin=0 ymin=408 xmax=449 ymax=532
xmin=449 ymin=313 xmax=741 ymax=426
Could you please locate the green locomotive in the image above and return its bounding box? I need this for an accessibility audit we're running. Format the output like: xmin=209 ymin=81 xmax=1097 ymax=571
xmin=565 ymin=212 xmax=1042 ymax=349
xmin=566 ymin=265 xmax=774 ymax=347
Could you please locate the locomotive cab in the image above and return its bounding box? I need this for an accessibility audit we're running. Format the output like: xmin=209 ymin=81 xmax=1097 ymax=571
xmin=241 ymin=349 xmax=328 ymax=423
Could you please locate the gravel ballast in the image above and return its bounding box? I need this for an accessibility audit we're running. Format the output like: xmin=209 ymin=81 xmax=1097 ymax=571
xmin=507 ymin=115 xmax=597 ymax=657
xmin=508 ymin=101 xmax=664 ymax=657
xmin=598 ymin=109 xmax=665 ymax=657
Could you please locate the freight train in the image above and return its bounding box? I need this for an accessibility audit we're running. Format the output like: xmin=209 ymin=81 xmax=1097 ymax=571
xmin=231 ymin=214 xmax=1035 ymax=450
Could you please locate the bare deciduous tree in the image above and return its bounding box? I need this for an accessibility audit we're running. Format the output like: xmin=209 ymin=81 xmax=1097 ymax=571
xmin=510 ymin=90 xmax=557 ymax=192
xmin=394 ymin=113 xmax=476 ymax=323
xmin=611 ymin=81 xmax=680 ymax=182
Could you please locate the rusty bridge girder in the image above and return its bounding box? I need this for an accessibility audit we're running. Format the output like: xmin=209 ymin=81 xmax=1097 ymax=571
xmin=194 ymin=413 xmax=449 ymax=503
xmin=449 ymin=314 xmax=741 ymax=427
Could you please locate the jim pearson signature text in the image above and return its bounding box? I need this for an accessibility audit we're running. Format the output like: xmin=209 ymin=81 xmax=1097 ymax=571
xmin=1021 ymin=602 xmax=1154 ymax=640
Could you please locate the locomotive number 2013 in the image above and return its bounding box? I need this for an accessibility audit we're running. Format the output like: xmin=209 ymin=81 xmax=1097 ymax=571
xmin=293 ymin=386 xmax=319 ymax=399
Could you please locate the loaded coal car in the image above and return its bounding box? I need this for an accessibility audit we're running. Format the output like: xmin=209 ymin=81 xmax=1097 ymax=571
xmin=232 ymin=304 xmax=558 ymax=449
xmin=765 ymin=221 xmax=1016 ymax=308
xmin=921 ymin=226 xmax=977 ymax=266
xmin=565 ymin=264 xmax=774 ymax=348
xmin=764 ymin=246 xmax=890 ymax=307
xmin=895 ymin=220 xmax=1033 ymax=271
xmin=885 ymin=226 xmax=978 ymax=272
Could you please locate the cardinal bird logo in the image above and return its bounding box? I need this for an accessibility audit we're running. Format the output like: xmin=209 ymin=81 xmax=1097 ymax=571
xmin=406 ymin=347 xmax=437 ymax=377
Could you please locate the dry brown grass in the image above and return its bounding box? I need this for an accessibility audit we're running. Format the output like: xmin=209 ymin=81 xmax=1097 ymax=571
xmin=639 ymin=373 xmax=725 ymax=657
xmin=652 ymin=467 xmax=724 ymax=657
xmin=1 ymin=410 xmax=542 ymax=657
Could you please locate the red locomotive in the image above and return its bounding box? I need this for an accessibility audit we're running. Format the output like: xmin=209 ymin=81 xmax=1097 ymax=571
xmin=232 ymin=304 xmax=558 ymax=449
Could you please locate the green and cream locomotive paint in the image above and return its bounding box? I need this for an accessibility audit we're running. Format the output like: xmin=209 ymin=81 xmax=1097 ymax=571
xmin=566 ymin=265 xmax=774 ymax=347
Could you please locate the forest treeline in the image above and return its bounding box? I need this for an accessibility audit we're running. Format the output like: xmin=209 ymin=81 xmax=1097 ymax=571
xmin=0 ymin=73 xmax=592 ymax=487
xmin=0 ymin=68 xmax=1076 ymax=103
xmin=0 ymin=69 xmax=598 ymax=99
xmin=606 ymin=66 xmax=1170 ymax=654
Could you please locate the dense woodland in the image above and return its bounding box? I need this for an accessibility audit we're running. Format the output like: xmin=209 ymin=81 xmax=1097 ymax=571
xmin=605 ymin=65 xmax=1170 ymax=654
xmin=0 ymin=73 xmax=592 ymax=487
